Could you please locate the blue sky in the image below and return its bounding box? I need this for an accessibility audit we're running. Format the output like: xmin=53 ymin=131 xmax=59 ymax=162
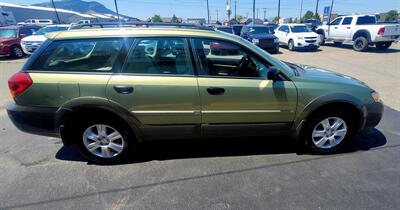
xmin=6 ymin=0 xmax=400 ymax=20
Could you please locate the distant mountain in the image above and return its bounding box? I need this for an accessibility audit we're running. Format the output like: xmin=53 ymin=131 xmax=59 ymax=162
xmin=33 ymin=0 xmax=132 ymax=19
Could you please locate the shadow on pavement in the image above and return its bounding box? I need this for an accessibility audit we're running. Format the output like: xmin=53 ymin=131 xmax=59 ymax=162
xmin=324 ymin=43 xmax=400 ymax=54
xmin=55 ymin=128 xmax=387 ymax=164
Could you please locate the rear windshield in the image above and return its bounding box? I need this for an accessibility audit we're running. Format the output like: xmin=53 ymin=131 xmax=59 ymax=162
xmin=0 ymin=29 xmax=17 ymax=38
xmin=29 ymin=38 xmax=131 ymax=72
xmin=356 ymin=16 xmax=376 ymax=25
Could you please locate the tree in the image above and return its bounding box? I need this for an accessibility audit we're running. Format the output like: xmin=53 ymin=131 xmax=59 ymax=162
xmin=273 ymin=16 xmax=280 ymax=23
xmin=171 ymin=14 xmax=179 ymax=23
xmin=151 ymin=15 xmax=162 ymax=22
xmin=288 ymin=18 xmax=293 ymax=23
xmin=302 ymin=10 xmax=314 ymax=21
xmin=385 ymin=10 xmax=399 ymax=21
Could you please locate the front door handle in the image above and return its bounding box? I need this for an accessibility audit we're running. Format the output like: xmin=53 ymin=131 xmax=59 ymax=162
xmin=207 ymin=87 xmax=225 ymax=95
xmin=334 ymin=27 xmax=338 ymax=29
xmin=347 ymin=27 xmax=351 ymax=29
xmin=114 ymin=85 xmax=134 ymax=94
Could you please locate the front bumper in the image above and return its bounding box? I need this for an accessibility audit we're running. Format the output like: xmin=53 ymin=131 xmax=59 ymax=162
xmin=295 ymin=39 xmax=320 ymax=48
xmin=6 ymin=103 xmax=59 ymax=137
xmin=361 ymin=102 xmax=384 ymax=130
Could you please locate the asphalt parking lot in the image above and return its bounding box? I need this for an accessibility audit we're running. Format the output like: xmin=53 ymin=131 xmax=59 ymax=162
xmin=0 ymin=44 xmax=399 ymax=209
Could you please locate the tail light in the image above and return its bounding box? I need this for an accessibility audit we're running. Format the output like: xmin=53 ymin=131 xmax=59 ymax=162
xmin=377 ymin=27 xmax=385 ymax=36
xmin=8 ymin=72 xmax=33 ymax=99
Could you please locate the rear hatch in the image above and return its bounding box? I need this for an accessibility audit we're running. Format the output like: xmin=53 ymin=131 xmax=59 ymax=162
xmin=383 ymin=24 xmax=400 ymax=36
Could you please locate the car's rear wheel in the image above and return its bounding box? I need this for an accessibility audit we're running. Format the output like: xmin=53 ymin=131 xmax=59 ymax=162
xmin=11 ymin=46 xmax=24 ymax=58
xmin=375 ymin=42 xmax=392 ymax=50
xmin=288 ymin=40 xmax=295 ymax=51
xmin=75 ymin=118 xmax=134 ymax=164
xmin=353 ymin=36 xmax=369 ymax=51
xmin=303 ymin=109 xmax=356 ymax=154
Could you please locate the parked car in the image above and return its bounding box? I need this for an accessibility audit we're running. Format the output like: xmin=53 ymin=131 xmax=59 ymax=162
xmin=275 ymin=24 xmax=321 ymax=51
xmin=18 ymin=19 xmax=53 ymax=26
xmin=0 ymin=25 xmax=41 ymax=58
xmin=232 ymin=24 xmax=243 ymax=36
xmin=316 ymin=15 xmax=400 ymax=51
xmin=21 ymin=25 xmax=70 ymax=55
xmin=7 ymin=25 xmax=383 ymax=164
xmin=303 ymin=19 xmax=322 ymax=31
xmin=240 ymin=24 xmax=279 ymax=53
xmin=215 ymin=26 xmax=233 ymax=34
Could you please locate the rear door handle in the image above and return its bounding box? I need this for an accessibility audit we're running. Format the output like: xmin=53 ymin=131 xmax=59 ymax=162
xmin=347 ymin=27 xmax=351 ymax=29
xmin=334 ymin=27 xmax=338 ymax=29
xmin=207 ymin=87 xmax=225 ymax=95
xmin=113 ymin=85 xmax=134 ymax=94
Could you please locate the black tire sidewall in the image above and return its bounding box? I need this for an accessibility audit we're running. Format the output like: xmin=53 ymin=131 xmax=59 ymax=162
xmin=74 ymin=118 xmax=133 ymax=164
xmin=353 ymin=36 xmax=368 ymax=51
xmin=11 ymin=46 xmax=24 ymax=58
xmin=304 ymin=109 xmax=356 ymax=154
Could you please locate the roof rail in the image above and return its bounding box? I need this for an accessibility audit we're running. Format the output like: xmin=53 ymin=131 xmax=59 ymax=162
xmin=69 ymin=21 xmax=214 ymax=31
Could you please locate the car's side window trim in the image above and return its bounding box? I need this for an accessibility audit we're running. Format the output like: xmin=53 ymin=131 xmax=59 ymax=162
xmin=189 ymin=37 xmax=288 ymax=81
xmin=120 ymin=36 xmax=195 ymax=77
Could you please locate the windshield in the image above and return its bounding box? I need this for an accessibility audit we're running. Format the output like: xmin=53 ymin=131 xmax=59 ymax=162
xmin=0 ymin=29 xmax=17 ymax=38
xmin=290 ymin=25 xmax=311 ymax=33
xmin=34 ymin=26 xmax=68 ymax=35
xmin=217 ymin=28 xmax=232 ymax=33
xmin=248 ymin=27 xmax=271 ymax=34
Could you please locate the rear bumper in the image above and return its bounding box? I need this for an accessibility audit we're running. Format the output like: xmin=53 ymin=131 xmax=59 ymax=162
xmin=6 ymin=103 xmax=59 ymax=137
xmin=374 ymin=35 xmax=399 ymax=42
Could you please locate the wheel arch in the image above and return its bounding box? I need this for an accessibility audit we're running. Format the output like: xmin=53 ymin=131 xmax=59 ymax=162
xmin=55 ymin=97 xmax=144 ymax=145
xmin=352 ymin=30 xmax=371 ymax=42
xmin=293 ymin=93 xmax=367 ymax=140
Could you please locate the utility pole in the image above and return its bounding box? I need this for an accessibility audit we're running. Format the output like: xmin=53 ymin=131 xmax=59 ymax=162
xmin=257 ymin=8 xmax=259 ymax=19
xmin=216 ymin=9 xmax=219 ymax=22
xmin=51 ymin=0 xmax=61 ymax=23
xmin=206 ymin=0 xmax=210 ymax=24
xmin=227 ymin=0 xmax=231 ymax=21
xmin=114 ymin=0 xmax=120 ymax=22
xmin=234 ymin=0 xmax=237 ymax=21
xmin=252 ymin=0 xmax=255 ymax=25
xmin=315 ymin=0 xmax=319 ymax=19
xmin=328 ymin=0 xmax=335 ymax=23
xmin=263 ymin=8 xmax=267 ymax=21
xmin=299 ymin=0 xmax=303 ymax=22
xmin=277 ymin=0 xmax=280 ymax=24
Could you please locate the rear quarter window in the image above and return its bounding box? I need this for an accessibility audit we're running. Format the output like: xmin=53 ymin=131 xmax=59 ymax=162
xmin=29 ymin=38 xmax=131 ymax=72
xmin=356 ymin=16 xmax=376 ymax=25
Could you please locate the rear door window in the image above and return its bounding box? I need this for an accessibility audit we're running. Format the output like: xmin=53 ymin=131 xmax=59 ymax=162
xmin=356 ymin=16 xmax=376 ymax=25
xmin=30 ymin=38 xmax=131 ymax=72
xmin=341 ymin=17 xmax=353 ymax=25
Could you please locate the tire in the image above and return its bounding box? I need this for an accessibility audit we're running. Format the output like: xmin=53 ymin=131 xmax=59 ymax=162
xmin=375 ymin=42 xmax=392 ymax=50
xmin=303 ymin=108 xmax=356 ymax=154
xmin=74 ymin=117 xmax=135 ymax=164
xmin=288 ymin=40 xmax=295 ymax=51
xmin=270 ymin=46 xmax=279 ymax=54
xmin=10 ymin=45 xmax=24 ymax=58
xmin=353 ymin=36 xmax=369 ymax=51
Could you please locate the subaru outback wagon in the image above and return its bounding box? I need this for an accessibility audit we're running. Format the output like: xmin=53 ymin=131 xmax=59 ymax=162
xmin=7 ymin=26 xmax=383 ymax=164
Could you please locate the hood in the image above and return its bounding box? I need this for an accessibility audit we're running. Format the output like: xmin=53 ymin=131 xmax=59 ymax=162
xmin=0 ymin=37 xmax=17 ymax=43
xmin=248 ymin=33 xmax=276 ymax=39
xmin=292 ymin=32 xmax=318 ymax=37
xmin=22 ymin=35 xmax=47 ymax=42
xmin=294 ymin=63 xmax=369 ymax=88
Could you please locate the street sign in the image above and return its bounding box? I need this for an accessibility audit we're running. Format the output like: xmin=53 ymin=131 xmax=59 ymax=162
xmin=323 ymin=6 xmax=330 ymax=23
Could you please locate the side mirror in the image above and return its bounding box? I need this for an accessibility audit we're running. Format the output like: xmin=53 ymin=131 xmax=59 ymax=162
xmin=267 ymin=67 xmax=280 ymax=80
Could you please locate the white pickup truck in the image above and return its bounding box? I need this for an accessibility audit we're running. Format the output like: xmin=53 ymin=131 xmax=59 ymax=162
xmin=316 ymin=15 xmax=400 ymax=51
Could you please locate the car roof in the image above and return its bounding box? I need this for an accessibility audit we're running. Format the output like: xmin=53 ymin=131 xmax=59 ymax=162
xmin=47 ymin=27 xmax=239 ymax=41
xmin=281 ymin=23 xmax=307 ymax=26
xmin=0 ymin=25 xmax=40 ymax=29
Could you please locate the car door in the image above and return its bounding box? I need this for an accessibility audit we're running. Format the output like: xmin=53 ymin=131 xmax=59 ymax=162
xmin=191 ymin=38 xmax=297 ymax=137
xmin=327 ymin=17 xmax=343 ymax=38
xmin=107 ymin=37 xmax=201 ymax=139
xmin=335 ymin=17 xmax=353 ymax=39
xmin=274 ymin=25 xmax=285 ymax=44
xmin=278 ymin=25 xmax=290 ymax=44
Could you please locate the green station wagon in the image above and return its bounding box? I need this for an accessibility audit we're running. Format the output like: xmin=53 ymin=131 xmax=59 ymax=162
xmin=7 ymin=25 xmax=383 ymax=163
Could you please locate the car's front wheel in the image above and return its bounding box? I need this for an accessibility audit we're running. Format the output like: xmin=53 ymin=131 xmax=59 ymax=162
xmin=288 ymin=40 xmax=295 ymax=51
xmin=75 ymin=118 xmax=134 ymax=164
xmin=11 ymin=45 xmax=24 ymax=58
xmin=303 ymin=109 xmax=355 ymax=154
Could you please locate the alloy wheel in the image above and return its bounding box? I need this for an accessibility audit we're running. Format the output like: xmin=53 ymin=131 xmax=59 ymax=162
xmin=311 ymin=117 xmax=347 ymax=149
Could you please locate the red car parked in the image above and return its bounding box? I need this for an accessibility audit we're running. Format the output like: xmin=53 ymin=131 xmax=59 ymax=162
xmin=0 ymin=25 xmax=41 ymax=58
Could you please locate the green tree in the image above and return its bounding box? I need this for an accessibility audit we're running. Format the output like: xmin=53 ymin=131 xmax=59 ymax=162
xmin=302 ymin=10 xmax=314 ymax=21
xmin=385 ymin=10 xmax=399 ymax=21
xmin=171 ymin=14 xmax=179 ymax=23
xmin=273 ymin=16 xmax=280 ymax=23
xmin=151 ymin=15 xmax=162 ymax=22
